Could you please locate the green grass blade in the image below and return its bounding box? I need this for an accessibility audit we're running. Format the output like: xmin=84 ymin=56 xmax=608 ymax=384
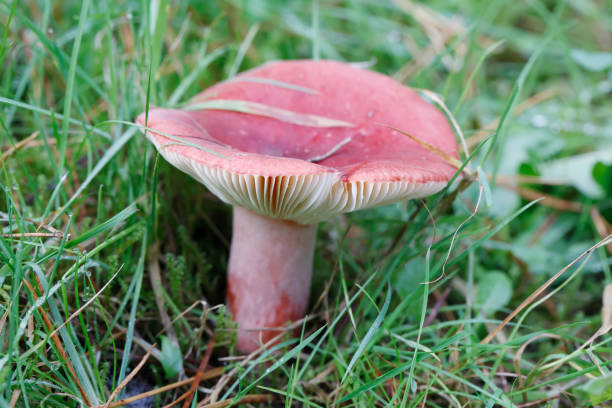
xmin=49 ymin=127 xmax=137 ymax=224
xmin=184 ymin=99 xmax=354 ymax=127
xmin=58 ymin=0 xmax=90 ymax=176
xmin=341 ymin=284 xmax=391 ymax=384
xmin=228 ymin=23 xmax=259 ymax=78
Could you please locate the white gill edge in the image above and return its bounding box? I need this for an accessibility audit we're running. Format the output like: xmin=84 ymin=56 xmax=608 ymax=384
xmin=161 ymin=148 xmax=446 ymax=225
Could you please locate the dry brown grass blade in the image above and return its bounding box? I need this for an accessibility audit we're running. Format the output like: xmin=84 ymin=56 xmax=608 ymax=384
xmin=305 ymin=363 xmax=336 ymax=386
xmin=481 ymin=234 xmax=612 ymax=344
xmin=101 ymin=344 xmax=156 ymax=408
xmin=383 ymin=124 xmax=469 ymax=175
xmin=393 ymin=0 xmax=467 ymax=81
xmin=516 ymin=395 xmax=560 ymax=407
xmin=493 ymin=174 xmax=569 ymax=186
xmin=196 ymin=394 xmax=273 ymax=408
xmin=603 ymin=284 xmax=612 ymax=330
xmin=0 ymin=215 xmax=63 ymax=237
xmin=538 ymin=284 xmax=612 ymax=375
xmin=2 ymin=232 xmax=64 ymax=238
xmin=496 ymin=180 xmax=583 ymax=213
xmin=23 ymin=278 xmax=92 ymax=407
xmin=99 ymin=368 xmax=223 ymax=408
xmin=416 ymin=88 xmax=470 ymax=159
xmin=182 ymin=337 xmax=216 ymax=408
xmin=1 ymin=131 xmax=40 ymax=161
xmin=512 ymin=333 xmax=562 ymax=387
xmin=161 ymin=391 xmax=190 ymax=408
xmin=9 ymin=390 xmax=20 ymax=408
xmin=466 ymin=88 xmax=557 ymax=148
xmin=307 ymin=136 xmax=353 ymax=162
xmin=590 ymin=207 xmax=612 ymax=255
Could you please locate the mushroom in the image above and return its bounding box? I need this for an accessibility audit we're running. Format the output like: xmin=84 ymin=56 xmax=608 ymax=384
xmin=137 ymin=60 xmax=459 ymax=352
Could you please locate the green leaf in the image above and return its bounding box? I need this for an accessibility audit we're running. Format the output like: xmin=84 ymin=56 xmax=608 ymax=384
xmin=391 ymin=258 xmax=426 ymax=320
xmin=570 ymin=49 xmax=612 ymax=72
xmin=0 ymin=263 xmax=10 ymax=287
xmin=160 ymin=336 xmax=182 ymax=379
xmin=576 ymin=374 xmax=612 ymax=404
xmin=539 ymin=150 xmax=612 ymax=198
xmin=476 ymin=271 xmax=513 ymax=315
xmin=593 ymin=161 xmax=612 ymax=196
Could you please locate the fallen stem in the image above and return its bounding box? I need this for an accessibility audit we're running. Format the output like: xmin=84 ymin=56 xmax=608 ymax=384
xmin=96 ymin=368 xmax=223 ymax=408
xmin=182 ymin=337 xmax=216 ymax=408
xmin=101 ymin=344 xmax=156 ymax=408
xmin=197 ymin=394 xmax=273 ymax=408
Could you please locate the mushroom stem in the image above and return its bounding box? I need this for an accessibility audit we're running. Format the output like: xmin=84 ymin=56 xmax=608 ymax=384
xmin=227 ymin=206 xmax=317 ymax=352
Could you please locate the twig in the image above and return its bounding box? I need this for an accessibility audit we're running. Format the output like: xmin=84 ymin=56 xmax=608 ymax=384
xmin=197 ymin=394 xmax=273 ymax=408
xmin=98 ymin=368 xmax=223 ymax=408
xmin=182 ymin=337 xmax=216 ymax=408
xmin=102 ymin=344 xmax=156 ymax=408
xmin=496 ymin=180 xmax=583 ymax=212
xmin=161 ymin=392 xmax=190 ymax=408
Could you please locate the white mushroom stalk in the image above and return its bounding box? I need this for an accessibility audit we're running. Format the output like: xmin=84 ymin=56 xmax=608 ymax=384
xmin=227 ymin=207 xmax=317 ymax=350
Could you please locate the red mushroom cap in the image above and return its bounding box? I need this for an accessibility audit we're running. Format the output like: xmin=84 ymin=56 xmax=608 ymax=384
xmin=138 ymin=60 xmax=459 ymax=224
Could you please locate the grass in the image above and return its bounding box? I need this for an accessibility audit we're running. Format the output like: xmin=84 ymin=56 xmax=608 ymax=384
xmin=1 ymin=0 xmax=612 ymax=406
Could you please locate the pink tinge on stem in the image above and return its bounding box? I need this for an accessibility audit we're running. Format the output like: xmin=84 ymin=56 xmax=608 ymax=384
xmin=227 ymin=207 xmax=317 ymax=352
